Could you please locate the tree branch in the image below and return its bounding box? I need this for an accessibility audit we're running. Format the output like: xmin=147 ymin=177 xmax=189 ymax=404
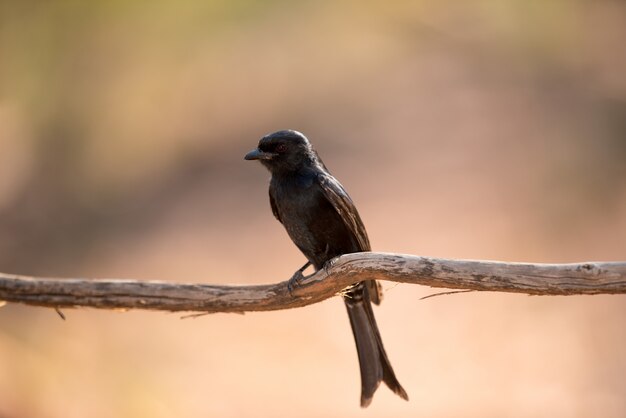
xmin=1 ymin=252 xmax=624 ymax=313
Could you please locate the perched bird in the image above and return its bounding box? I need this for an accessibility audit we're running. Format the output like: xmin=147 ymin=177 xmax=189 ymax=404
xmin=245 ymin=130 xmax=408 ymax=407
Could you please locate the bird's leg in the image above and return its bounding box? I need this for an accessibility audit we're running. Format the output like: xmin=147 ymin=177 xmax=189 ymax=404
xmin=321 ymin=243 xmax=339 ymax=274
xmin=288 ymin=261 xmax=311 ymax=294
xmin=323 ymin=257 xmax=337 ymax=274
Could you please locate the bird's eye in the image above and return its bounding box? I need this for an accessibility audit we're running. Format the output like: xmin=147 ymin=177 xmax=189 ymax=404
xmin=275 ymin=144 xmax=287 ymax=153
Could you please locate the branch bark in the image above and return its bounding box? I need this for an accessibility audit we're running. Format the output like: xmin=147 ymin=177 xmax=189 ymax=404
xmin=1 ymin=252 xmax=624 ymax=313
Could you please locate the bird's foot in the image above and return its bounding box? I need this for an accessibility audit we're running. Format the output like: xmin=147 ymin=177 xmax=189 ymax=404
xmin=287 ymin=270 xmax=306 ymax=295
xmin=323 ymin=257 xmax=337 ymax=274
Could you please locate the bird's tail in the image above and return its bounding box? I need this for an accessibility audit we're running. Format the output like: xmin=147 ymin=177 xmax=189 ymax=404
xmin=344 ymin=281 xmax=409 ymax=407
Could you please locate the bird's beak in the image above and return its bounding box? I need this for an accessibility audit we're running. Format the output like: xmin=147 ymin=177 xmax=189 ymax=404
xmin=244 ymin=148 xmax=275 ymax=161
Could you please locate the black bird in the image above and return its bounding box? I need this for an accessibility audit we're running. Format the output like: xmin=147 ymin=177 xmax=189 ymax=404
xmin=245 ymin=130 xmax=408 ymax=407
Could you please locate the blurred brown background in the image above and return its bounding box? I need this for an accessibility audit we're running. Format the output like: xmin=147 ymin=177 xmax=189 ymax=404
xmin=1 ymin=1 xmax=625 ymax=417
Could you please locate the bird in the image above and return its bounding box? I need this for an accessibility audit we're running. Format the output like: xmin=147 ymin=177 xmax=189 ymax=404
xmin=244 ymin=129 xmax=408 ymax=407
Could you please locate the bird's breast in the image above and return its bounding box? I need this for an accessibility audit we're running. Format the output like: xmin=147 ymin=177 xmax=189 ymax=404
xmin=270 ymin=173 xmax=360 ymax=268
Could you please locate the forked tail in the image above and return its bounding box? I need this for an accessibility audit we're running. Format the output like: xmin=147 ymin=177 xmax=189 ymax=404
xmin=344 ymin=281 xmax=409 ymax=407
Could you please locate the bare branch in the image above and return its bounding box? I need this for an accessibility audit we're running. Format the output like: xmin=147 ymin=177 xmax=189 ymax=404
xmin=0 ymin=253 xmax=624 ymax=313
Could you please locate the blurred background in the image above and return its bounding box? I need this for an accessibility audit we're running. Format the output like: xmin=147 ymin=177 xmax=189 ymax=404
xmin=1 ymin=0 xmax=625 ymax=417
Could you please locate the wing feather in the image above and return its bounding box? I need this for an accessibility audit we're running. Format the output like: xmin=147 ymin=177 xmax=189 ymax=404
xmin=317 ymin=172 xmax=382 ymax=304
xmin=317 ymin=173 xmax=370 ymax=252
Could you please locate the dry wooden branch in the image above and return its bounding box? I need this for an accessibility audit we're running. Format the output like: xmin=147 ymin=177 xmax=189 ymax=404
xmin=1 ymin=252 xmax=624 ymax=313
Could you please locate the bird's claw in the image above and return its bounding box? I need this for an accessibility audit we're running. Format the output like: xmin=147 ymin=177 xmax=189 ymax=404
xmin=287 ymin=270 xmax=306 ymax=295
xmin=323 ymin=257 xmax=337 ymax=274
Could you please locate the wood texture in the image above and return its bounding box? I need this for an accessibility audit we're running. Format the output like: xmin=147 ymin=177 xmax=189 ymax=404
xmin=0 ymin=252 xmax=624 ymax=313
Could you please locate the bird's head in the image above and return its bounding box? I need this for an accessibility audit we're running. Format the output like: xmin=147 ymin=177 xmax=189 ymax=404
xmin=244 ymin=130 xmax=316 ymax=173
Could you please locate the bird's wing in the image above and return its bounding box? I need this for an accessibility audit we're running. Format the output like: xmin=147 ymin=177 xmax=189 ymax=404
xmin=318 ymin=172 xmax=381 ymax=304
xmin=317 ymin=173 xmax=371 ymax=252
xmin=269 ymin=188 xmax=282 ymax=223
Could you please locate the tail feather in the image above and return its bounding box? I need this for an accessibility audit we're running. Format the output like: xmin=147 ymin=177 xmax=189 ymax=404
xmin=344 ymin=282 xmax=408 ymax=407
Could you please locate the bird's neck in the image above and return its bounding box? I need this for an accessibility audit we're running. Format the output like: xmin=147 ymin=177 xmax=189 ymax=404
xmin=269 ymin=154 xmax=322 ymax=177
xmin=270 ymin=165 xmax=319 ymax=189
